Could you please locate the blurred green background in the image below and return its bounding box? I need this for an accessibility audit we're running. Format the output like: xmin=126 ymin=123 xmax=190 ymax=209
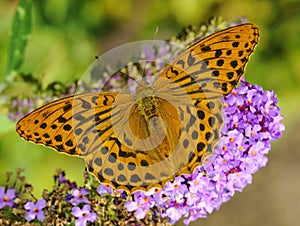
xmin=0 ymin=0 xmax=299 ymax=225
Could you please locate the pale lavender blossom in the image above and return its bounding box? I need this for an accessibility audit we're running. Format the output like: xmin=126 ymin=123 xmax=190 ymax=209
xmin=24 ymin=199 xmax=46 ymax=222
xmin=72 ymin=204 xmax=97 ymax=226
xmin=69 ymin=188 xmax=89 ymax=206
xmin=97 ymin=184 xmax=112 ymax=195
xmin=125 ymin=191 xmax=155 ymax=219
xmin=0 ymin=187 xmax=16 ymax=209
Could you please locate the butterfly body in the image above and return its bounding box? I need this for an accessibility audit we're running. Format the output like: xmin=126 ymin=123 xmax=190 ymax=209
xmin=16 ymin=24 xmax=259 ymax=193
xmin=135 ymin=94 xmax=160 ymax=119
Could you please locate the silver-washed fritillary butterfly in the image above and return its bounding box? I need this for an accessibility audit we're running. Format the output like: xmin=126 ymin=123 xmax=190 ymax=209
xmin=16 ymin=24 xmax=259 ymax=193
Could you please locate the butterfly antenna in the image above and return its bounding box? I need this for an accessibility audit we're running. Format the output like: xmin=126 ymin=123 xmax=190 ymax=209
xmin=94 ymin=55 xmax=137 ymax=87
xmin=141 ymin=27 xmax=159 ymax=80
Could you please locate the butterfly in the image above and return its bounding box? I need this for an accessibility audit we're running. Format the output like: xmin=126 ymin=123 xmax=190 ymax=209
xmin=16 ymin=23 xmax=259 ymax=194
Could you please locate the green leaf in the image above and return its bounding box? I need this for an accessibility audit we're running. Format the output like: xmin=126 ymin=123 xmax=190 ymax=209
xmin=6 ymin=0 xmax=32 ymax=79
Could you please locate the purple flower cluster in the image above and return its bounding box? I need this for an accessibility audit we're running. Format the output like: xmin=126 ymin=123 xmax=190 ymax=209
xmin=8 ymin=83 xmax=77 ymax=122
xmin=1 ymin=176 xmax=99 ymax=225
xmin=0 ymin=186 xmax=47 ymax=223
xmin=125 ymin=78 xmax=285 ymax=225
xmin=66 ymin=188 xmax=98 ymax=225
xmin=8 ymin=98 xmax=38 ymax=122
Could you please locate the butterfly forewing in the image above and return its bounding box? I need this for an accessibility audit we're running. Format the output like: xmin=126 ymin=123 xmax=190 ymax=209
xmin=159 ymin=23 xmax=259 ymax=99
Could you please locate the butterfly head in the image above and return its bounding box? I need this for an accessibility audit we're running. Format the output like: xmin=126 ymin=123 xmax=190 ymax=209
xmin=134 ymin=80 xmax=155 ymax=100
